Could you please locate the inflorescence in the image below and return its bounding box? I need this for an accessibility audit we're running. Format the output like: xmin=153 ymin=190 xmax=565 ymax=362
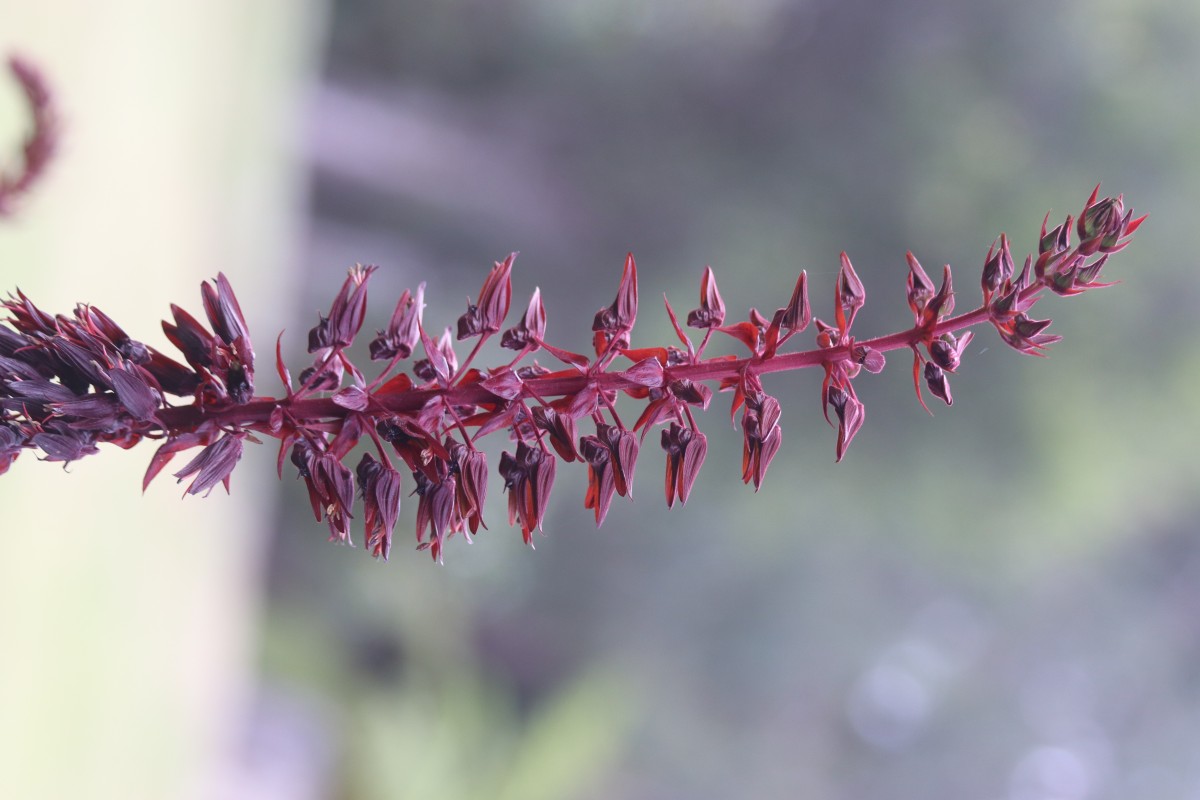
xmin=0 ymin=186 xmax=1142 ymax=561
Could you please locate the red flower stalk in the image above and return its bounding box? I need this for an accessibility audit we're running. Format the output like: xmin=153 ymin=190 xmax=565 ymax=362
xmin=0 ymin=188 xmax=1144 ymax=561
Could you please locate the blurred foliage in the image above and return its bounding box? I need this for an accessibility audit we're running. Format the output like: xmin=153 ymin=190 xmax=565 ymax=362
xmin=258 ymin=0 xmax=1200 ymax=797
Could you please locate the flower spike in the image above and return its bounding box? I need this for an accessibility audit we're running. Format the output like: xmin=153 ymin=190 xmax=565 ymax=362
xmin=0 ymin=187 xmax=1142 ymax=560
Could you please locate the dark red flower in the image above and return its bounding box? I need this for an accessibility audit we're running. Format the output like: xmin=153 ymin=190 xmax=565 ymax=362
xmin=499 ymin=441 xmax=556 ymax=543
xmin=291 ymin=441 xmax=356 ymax=544
xmin=356 ymin=452 xmax=402 ymax=560
xmin=593 ymin=253 xmax=639 ymax=341
xmin=579 ymin=435 xmax=617 ymax=526
xmin=413 ymin=465 xmax=458 ymax=561
xmin=596 ymin=422 xmax=639 ymax=498
xmin=458 ymin=253 xmax=515 ymax=339
xmin=308 ymin=264 xmax=376 ymax=352
xmin=661 ymin=423 xmax=707 ymax=508
xmin=448 ymin=439 xmax=488 ymax=535
xmin=741 ymin=391 xmax=782 ymax=490
xmin=369 ymin=284 xmax=424 ymax=361
xmin=532 ymin=405 xmax=578 ymax=462
xmin=826 ymin=385 xmax=865 ymax=461
xmin=687 ymin=266 xmax=726 ymax=329
xmin=835 ymin=252 xmax=866 ymax=334
xmin=923 ymin=362 xmax=953 ymax=406
xmin=501 ymin=287 xmax=546 ymax=351
xmin=780 ymin=270 xmax=811 ymax=334
xmin=174 ymin=432 xmax=244 ymax=496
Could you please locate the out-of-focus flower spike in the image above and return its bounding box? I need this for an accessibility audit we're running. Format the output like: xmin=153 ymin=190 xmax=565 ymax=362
xmin=0 ymin=56 xmax=59 ymax=217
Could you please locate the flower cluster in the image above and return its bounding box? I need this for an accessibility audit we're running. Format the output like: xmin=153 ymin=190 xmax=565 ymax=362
xmin=0 ymin=189 xmax=1142 ymax=560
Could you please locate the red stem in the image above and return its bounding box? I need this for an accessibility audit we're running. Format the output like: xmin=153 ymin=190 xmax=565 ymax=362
xmin=153 ymin=285 xmax=1036 ymax=439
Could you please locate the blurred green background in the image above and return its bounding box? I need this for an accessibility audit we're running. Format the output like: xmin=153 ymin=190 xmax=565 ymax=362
xmin=3 ymin=0 xmax=1200 ymax=798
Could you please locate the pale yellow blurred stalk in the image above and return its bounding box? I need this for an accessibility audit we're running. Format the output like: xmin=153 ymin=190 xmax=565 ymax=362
xmin=0 ymin=3 xmax=323 ymax=798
